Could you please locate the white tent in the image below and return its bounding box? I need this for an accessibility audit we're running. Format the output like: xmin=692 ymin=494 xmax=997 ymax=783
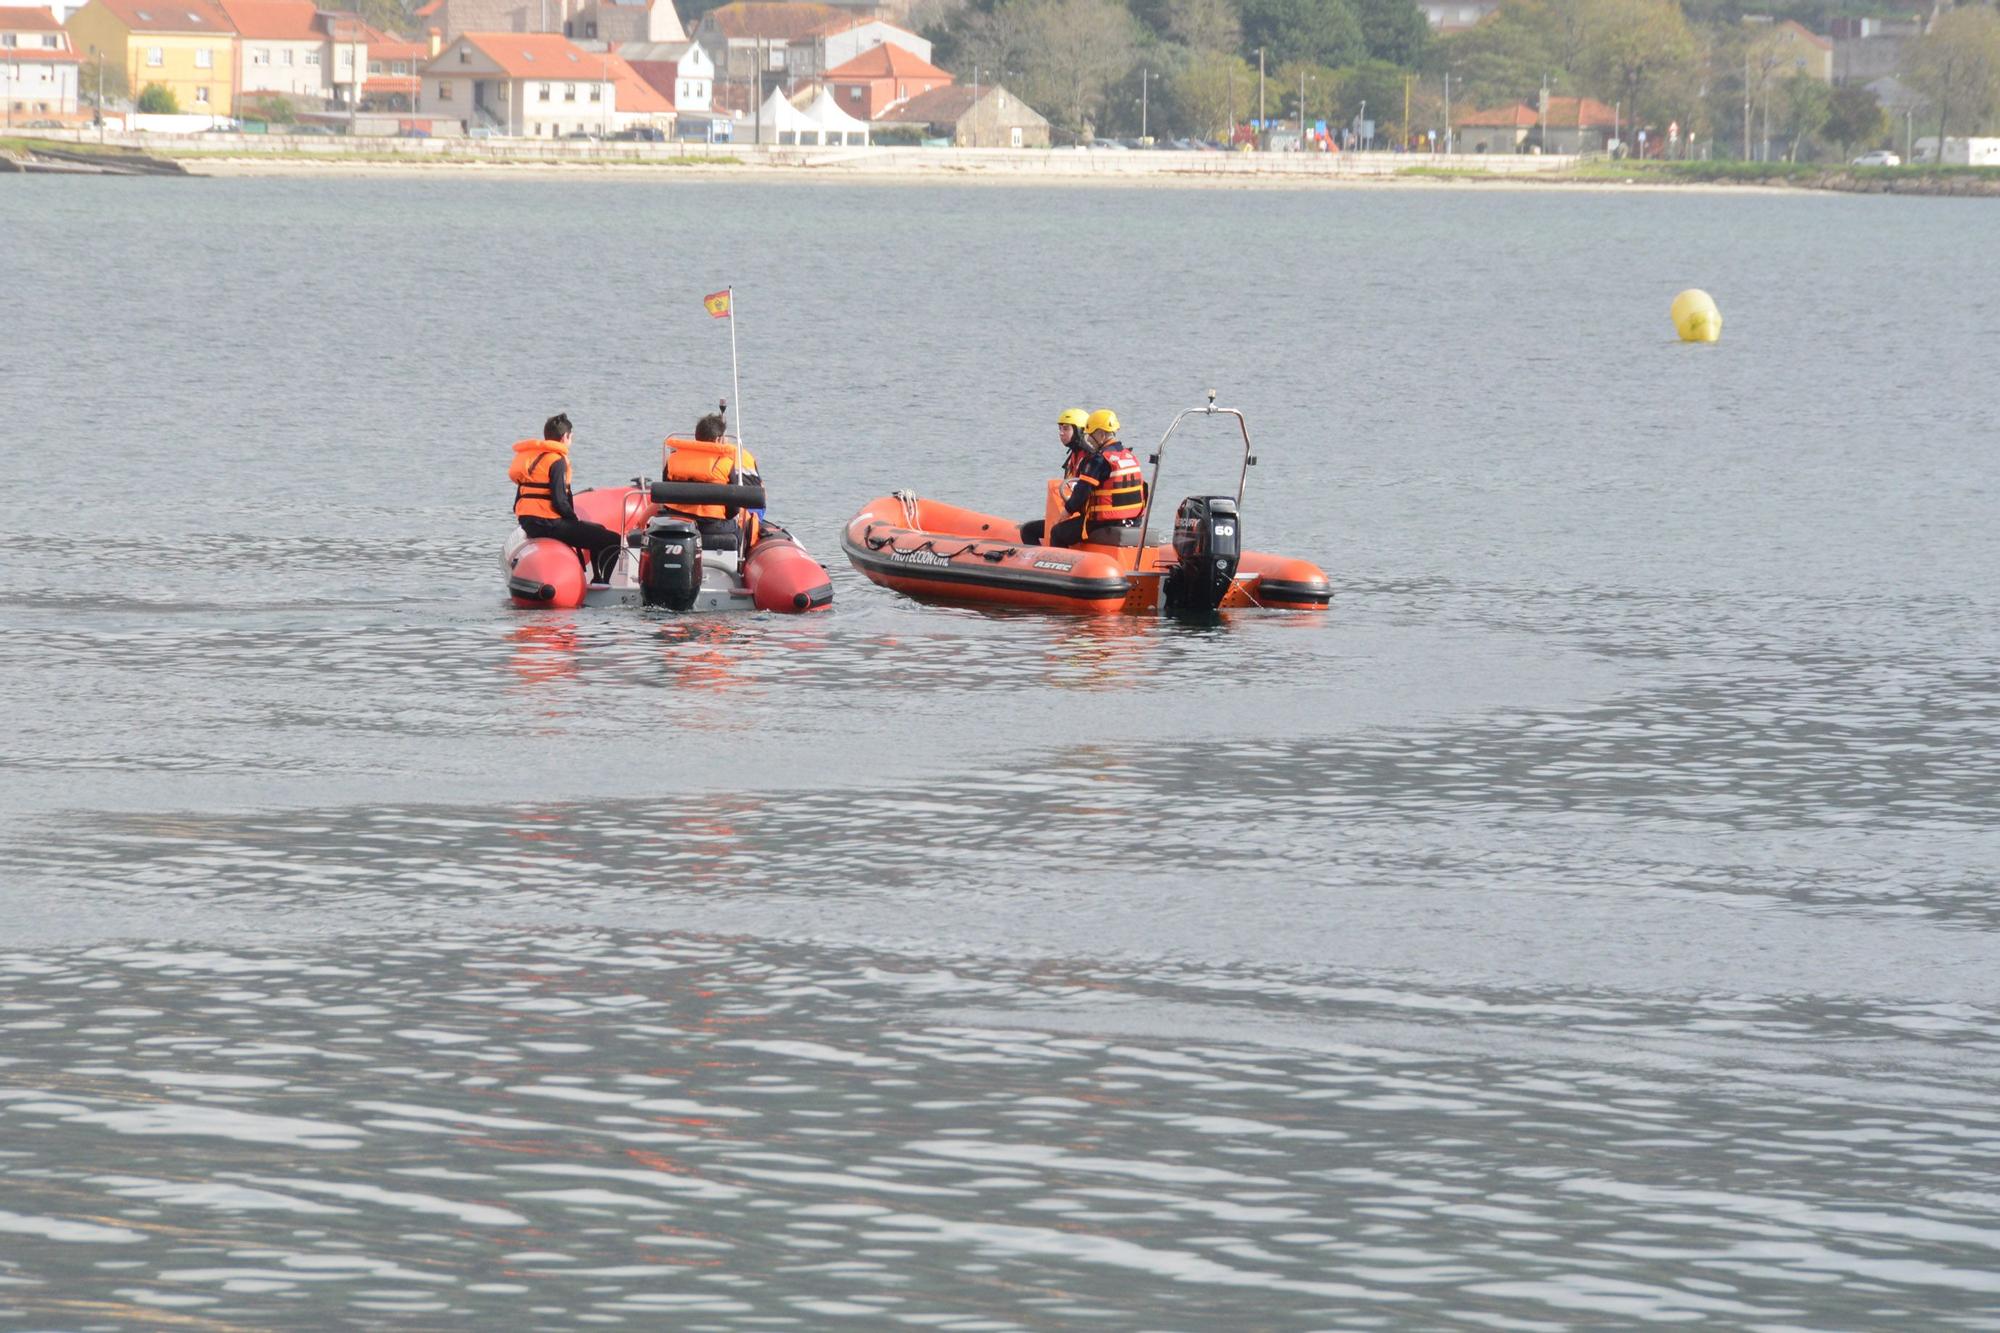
xmin=803 ymin=86 xmax=871 ymax=146
xmin=755 ymin=87 xmax=824 ymax=145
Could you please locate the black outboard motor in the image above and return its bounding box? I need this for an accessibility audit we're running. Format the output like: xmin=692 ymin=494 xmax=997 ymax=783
xmin=640 ymin=516 xmax=703 ymax=610
xmin=1164 ymin=496 xmax=1240 ymax=612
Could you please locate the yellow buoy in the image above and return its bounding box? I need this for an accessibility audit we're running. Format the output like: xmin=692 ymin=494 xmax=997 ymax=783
xmin=1671 ymin=288 xmax=1722 ymax=343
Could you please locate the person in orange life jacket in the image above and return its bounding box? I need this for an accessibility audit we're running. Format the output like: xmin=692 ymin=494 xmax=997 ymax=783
xmin=511 ymin=412 xmax=622 ymax=584
xmin=1020 ymin=408 xmax=1146 ymax=548
xmin=662 ymin=411 xmax=763 ymax=550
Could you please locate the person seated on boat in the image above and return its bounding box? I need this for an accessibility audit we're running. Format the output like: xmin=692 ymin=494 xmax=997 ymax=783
xmin=512 ymin=412 xmax=621 ymax=584
xmin=663 ymin=412 xmax=762 ymax=552
xmin=1020 ymin=408 xmax=1147 ymax=549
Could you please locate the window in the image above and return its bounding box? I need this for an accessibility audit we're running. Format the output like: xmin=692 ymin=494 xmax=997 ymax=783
xmin=252 ymin=46 xmax=268 ymax=64
xmin=369 ymin=58 xmax=381 ymax=73
xmin=458 ymin=47 xmax=470 ymax=63
xmin=1010 ymin=126 xmax=1022 ymax=147
xmin=0 ymin=34 xmax=14 ymax=46
xmin=588 ymin=82 xmax=599 ymax=102
xmin=436 ymin=80 xmax=451 ymax=100
xmin=338 ymin=48 xmax=350 ymax=67
xmin=539 ymin=82 xmax=549 ymax=100
xmin=43 ymin=33 xmax=58 ymax=47
xmin=195 ymin=46 xmax=211 ymax=67
xmin=563 ymin=81 xmax=574 ymax=101
xmin=847 ymin=86 xmax=859 ymax=101
xmin=280 ymin=48 xmax=291 ymax=64
xmin=306 ymin=50 xmax=319 ymax=65
xmin=146 ymin=45 xmax=163 ymax=65
xmin=194 ymin=84 xmax=208 ymax=101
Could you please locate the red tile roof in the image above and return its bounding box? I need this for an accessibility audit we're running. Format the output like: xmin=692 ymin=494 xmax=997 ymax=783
xmin=700 ymin=1 xmax=844 ymax=42
xmin=1457 ymin=96 xmax=1617 ymax=129
xmin=606 ymin=51 xmax=669 ymax=112
xmin=214 ymin=0 xmax=318 ymax=41
xmin=455 ymin=32 xmax=603 ymax=78
xmin=1455 ymin=103 xmax=1538 ymax=128
xmin=879 ymin=83 xmax=980 ymax=124
xmin=1773 ymin=18 xmax=1832 ymax=50
xmin=0 ymin=5 xmax=61 ymax=29
xmin=91 ymin=0 xmax=233 ymax=32
xmin=824 ymin=41 xmax=946 ymax=81
xmin=4 ymin=41 xmax=79 ymax=58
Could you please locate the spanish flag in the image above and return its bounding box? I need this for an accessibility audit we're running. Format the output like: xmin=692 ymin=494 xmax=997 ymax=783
xmin=703 ymin=289 xmax=732 ymax=319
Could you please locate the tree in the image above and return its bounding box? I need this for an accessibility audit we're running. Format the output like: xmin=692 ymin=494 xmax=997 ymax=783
xmin=1436 ymin=7 xmax=1560 ymax=110
xmin=1275 ymin=57 xmax=1339 ymax=123
xmin=1903 ymin=4 xmax=2000 ymax=158
xmin=1239 ymin=0 xmax=1363 ymax=68
xmin=970 ymin=0 xmax=1138 ymax=137
xmin=82 ymin=51 xmax=130 ymax=109
xmin=1172 ymin=49 xmax=1254 ymax=136
xmin=1778 ymin=72 xmax=1829 ymax=161
xmin=1574 ymin=0 xmax=1698 ymax=129
xmin=1162 ymin=0 xmax=1239 ymax=54
xmin=1355 ymin=0 xmax=1428 ymax=67
xmin=1823 ymin=83 xmax=1885 ymax=158
xmin=135 ymin=82 xmax=180 ymax=113
xmin=246 ymin=92 xmax=297 ymax=124
xmin=1330 ymin=56 xmax=1410 ymax=130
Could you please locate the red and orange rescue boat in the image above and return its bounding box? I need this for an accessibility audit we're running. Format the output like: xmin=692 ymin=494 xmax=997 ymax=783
xmin=843 ymin=396 xmax=1332 ymax=616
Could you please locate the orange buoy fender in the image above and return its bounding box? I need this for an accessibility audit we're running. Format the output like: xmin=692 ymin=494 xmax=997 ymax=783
xmin=508 ymin=538 xmax=588 ymax=609
xmin=743 ymin=535 xmax=834 ymax=613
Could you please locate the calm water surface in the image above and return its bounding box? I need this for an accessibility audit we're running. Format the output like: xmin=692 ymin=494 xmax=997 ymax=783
xmin=2 ymin=175 xmax=1998 ymax=1329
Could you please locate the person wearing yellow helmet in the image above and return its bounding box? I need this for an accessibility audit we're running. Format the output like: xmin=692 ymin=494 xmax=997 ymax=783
xmin=1020 ymin=407 xmax=1147 ymax=548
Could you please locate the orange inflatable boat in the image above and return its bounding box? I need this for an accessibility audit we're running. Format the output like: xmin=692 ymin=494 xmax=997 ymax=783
xmin=843 ymin=396 xmax=1332 ymax=616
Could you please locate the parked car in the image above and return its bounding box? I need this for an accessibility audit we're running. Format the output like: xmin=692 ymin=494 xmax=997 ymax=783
xmin=612 ymin=126 xmax=665 ymax=142
xmin=291 ymin=123 xmax=336 ymax=135
xmin=564 ymin=130 xmax=600 ymax=141
xmin=468 ymin=126 xmax=500 ymax=139
xmin=1852 ymin=150 xmax=1901 ymax=167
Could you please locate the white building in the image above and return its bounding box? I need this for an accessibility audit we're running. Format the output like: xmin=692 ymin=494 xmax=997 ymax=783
xmin=1 ymin=5 xmax=81 ymax=117
xmin=421 ymin=31 xmax=618 ymax=136
xmin=1418 ymin=2 xmax=1499 ymax=32
xmin=615 ymin=35 xmax=707 ymax=113
xmin=215 ymin=0 xmax=324 ymax=99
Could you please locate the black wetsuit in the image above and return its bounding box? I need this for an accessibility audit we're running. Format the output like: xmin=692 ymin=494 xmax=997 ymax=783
xmin=520 ymin=457 xmax=621 ymax=583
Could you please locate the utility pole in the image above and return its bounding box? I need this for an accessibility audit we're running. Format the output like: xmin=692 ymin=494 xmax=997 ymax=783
xmin=1443 ymin=71 xmax=1450 ymax=153
xmin=1743 ymin=51 xmax=1751 ymax=160
xmin=1256 ymin=47 xmax=1264 ymax=138
xmin=1299 ymin=67 xmax=1305 ymax=144
xmin=1539 ymin=73 xmax=1548 ymax=152
xmin=1403 ymin=72 xmax=1410 ymax=150
xmin=1139 ymin=67 xmax=1147 ymax=141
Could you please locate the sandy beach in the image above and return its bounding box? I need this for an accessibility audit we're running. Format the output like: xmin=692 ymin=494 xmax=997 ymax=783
xmin=176 ymin=152 xmax=1796 ymax=191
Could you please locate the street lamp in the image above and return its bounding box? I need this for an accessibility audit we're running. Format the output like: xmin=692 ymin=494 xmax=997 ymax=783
xmin=1139 ymin=66 xmax=1148 ymax=141
xmin=1255 ymin=46 xmax=1264 ymax=139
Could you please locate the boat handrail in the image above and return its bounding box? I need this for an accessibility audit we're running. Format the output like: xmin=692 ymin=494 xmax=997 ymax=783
xmin=1134 ymin=389 xmax=1256 ymax=556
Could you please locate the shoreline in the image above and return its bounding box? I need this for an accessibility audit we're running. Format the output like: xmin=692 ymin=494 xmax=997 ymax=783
xmin=168 ymin=154 xmax=1799 ymax=193
xmin=11 ymin=134 xmax=1989 ymax=193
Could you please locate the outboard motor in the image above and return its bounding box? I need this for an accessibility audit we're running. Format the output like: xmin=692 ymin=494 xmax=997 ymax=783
xmin=640 ymin=516 xmax=703 ymax=610
xmin=1164 ymin=496 xmax=1240 ymax=613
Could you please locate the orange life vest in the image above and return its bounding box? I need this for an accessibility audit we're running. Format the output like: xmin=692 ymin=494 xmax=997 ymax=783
xmin=1085 ymin=442 xmax=1146 ymax=526
xmin=663 ymin=435 xmax=760 ymax=520
xmin=510 ymin=437 xmax=569 ymax=521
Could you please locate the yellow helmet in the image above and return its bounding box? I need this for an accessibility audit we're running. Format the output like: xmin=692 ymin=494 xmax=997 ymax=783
xmin=1085 ymin=408 xmax=1120 ymax=435
xmin=1057 ymin=408 xmax=1089 ymax=429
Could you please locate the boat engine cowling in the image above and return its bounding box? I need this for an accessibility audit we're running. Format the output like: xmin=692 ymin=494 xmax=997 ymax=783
xmin=1164 ymin=495 xmax=1240 ymax=612
xmin=640 ymin=517 xmax=703 ymax=610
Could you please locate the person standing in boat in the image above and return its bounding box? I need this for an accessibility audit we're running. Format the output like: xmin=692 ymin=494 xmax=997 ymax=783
xmin=1021 ymin=408 xmax=1147 ymax=548
xmin=663 ymin=411 xmax=763 ymax=551
xmin=511 ymin=413 xmax=621 ymax=585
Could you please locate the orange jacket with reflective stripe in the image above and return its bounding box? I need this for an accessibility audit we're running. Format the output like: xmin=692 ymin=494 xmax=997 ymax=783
xmin=510 ymin=437 xmax=570 ymax=520
xmin=1082 ymin=442 xmax=1146 ymax=526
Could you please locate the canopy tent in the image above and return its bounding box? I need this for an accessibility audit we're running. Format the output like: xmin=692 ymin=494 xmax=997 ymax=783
xmin=803 ymin=85 xmax=870 ymax=146
xmin=755 ymin=87 xmax=824 ymax=145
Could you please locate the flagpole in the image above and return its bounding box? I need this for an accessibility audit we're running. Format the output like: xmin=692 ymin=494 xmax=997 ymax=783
xmin=727 ymin=285 xmax=744 ymax=483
